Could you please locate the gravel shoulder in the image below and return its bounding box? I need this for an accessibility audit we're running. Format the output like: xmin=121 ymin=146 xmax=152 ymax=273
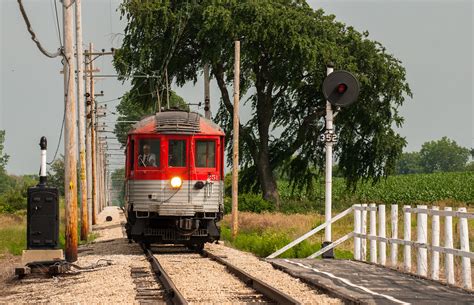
xmin=205 ymin=242 xmax=343 ymax=305
xmin=0 ymin=207 xmax=154 ymax=304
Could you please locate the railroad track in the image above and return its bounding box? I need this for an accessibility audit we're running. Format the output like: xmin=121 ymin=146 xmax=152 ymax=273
xmin=141 ymin=244 xmax=300 ymax=304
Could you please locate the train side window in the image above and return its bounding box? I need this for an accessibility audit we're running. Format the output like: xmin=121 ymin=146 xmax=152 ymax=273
xmin=169 ymin=140 xmax=186 ymax=167
xmin=195 ymin=140 xmax=216 ymax=168
xmin=138 ymin=139 xmax=160 ymax=168
xmin=129 ymin=140 xmax=135 ymax=170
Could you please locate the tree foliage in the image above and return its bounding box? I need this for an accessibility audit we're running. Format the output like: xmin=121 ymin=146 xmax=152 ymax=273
xmin=111 ymin=167 xmax=126 ymax=206
xmin=419 ymin=137 xmax=470 ymax=173
xmin=0 ymin=130 xmax=11 ymax=194
xmin=0 ymin=130 xmax=9 ymax=171
xmin=114 ymin=89 xmax=189 ymax=146
xmin=396 ymin=152 xmax=423 ymax=175
xmin=115 ymin=0 xmax=411 ymax=205
xmin=47 ymin=155 xmax=65 ymax=196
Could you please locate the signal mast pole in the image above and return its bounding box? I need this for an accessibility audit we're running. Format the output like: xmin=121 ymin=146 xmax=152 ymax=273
xmin=63 ymin=0 xmax=78 ymax=262
xmin=323 ymin=63 xmax=335 ymax=258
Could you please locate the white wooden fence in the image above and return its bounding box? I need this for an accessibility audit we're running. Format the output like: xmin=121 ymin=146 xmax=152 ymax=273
xmin=267 ymin=204 xmax=474 ymax=290
xmin=353 ymin=204 xmax=473 ymax=289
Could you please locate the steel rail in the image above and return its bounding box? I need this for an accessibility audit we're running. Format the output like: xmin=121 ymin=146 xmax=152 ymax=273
xmin=142 ymin=245 xmax=188 ymax=305
xmin=201 ymin=249 xmax=300 ymax=305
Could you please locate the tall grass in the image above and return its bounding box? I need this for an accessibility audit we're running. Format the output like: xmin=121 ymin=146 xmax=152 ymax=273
xmin=0 ymin=214 xmax=26 ymax=256
xmin=220 ymin=212 xmax=353 ymax=259
xmin=0 ymin=199 xmax=96 ymax=256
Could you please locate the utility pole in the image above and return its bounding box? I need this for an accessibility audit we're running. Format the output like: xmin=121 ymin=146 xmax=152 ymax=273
xmin=85 ymin=50 xmax=93 ymax=231
xmin=63 ymin=0 xmax=78 ymax=262
xmin=75 ymin=0 xmax=88 ymax=241
xmin=99 ymin=144 xmax=104 ymax=212
xmin=204 ymin=64 xmax=211 ymax=119
xmin=89 ymin=42 xmax=97 ymax=225
xmin=97 ymin=143 xmax=102 ymax=213
xmin=231 ymin=40 xmax=240 ymax=239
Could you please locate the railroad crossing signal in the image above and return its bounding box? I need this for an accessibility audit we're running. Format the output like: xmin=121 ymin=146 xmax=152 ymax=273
xmin=322 ymin=70 xmax=360 ymax=107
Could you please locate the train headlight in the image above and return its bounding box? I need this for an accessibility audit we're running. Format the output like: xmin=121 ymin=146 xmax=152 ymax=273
xmin=170 ymin=176 xmax=182 ymax=188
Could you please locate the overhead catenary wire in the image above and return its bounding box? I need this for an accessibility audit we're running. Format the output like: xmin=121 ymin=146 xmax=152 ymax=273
xmin=53 ymin=0 xmax=62 ymax=46
xmin=18 ymin=0 xmax=68 ymax=165
xmin=17 ymin=0 xmax=62 ymax=58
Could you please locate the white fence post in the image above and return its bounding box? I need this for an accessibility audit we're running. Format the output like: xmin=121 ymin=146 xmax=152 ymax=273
xmin=378 ymin=204 xmax=386 ymax=265
xmin=416 ymin=205 xmax=428 ymax=277
xmin=403 ymin=205 xmax=411 ymax=272
xmin=444 ymin=207 xmax=455 ymax=285
xmin=354 ymin=204 xmax=361 ymax=260
xmin=458 ymin=207 xmax=472 ymax=289
xmin=391 ymin=204 xmax=398 ymax=267
xmin=361 ymin=204 xmax=367 ymax=261
xmin=431 ymin=206 xmax=440 ymax=280
xmin=370 ymin=203 xmax=377 ymax=264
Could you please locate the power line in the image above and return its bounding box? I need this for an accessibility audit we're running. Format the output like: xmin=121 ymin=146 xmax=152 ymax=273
xmin=53 ymin=0 xmax=62 ymax=46
xmin=17 ymin=0 xmax=62 ymax=58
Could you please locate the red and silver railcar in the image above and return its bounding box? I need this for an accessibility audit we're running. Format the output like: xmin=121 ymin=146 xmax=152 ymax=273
xmin=124 ymin=111 xmax=224 ymax=248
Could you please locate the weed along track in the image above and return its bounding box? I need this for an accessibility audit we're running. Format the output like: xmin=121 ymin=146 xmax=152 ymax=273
xmin=142 ymin=245 xmax=300 ymax=304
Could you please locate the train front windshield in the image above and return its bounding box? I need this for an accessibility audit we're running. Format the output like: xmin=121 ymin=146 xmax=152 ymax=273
xmin=169 ymin=140 xmax=186 ymax=167
xmin=138 ymin=139 xmax=160 ymax=168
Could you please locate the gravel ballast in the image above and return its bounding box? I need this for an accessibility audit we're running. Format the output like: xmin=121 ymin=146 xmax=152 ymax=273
xmin=205 ymin=242 xmax=343 ymax=305
xmin=156 ymin=251 xmax=268 ymax=304
xmin=0 ymin=207 xmax=157 ymax=304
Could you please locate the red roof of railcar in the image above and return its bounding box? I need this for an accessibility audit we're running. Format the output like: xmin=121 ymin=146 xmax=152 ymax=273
xmin=128 ymin=111 xmax=224 ymax=136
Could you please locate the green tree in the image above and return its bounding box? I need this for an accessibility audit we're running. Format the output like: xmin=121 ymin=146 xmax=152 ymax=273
xmin=115 ymin=0 xmax=411 ymax=206
xmin=0 ymin=130 xmax=9 ymax=171
xmin=419 ymin=137 xmax=470 ymax=173
xmin=110 ymin=167 xmax=125 ymax=206
xmin=47 ymin=155 xmax=65 ymax=196
xmin=0 ymin=130 xmax=12 ymax=194
xmin=396 ymin=152 xmax=423 ymax=174
xmin=114 ymin=90 xmax=189 ymax=146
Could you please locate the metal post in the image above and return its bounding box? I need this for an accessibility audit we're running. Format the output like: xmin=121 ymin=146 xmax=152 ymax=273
xmin=165 ymin=67 xmax=170 ymax=109
xmin=231 ymin=40 xmax=240 ymax=239
xmin=63 ymin=0 xmax=78 ymax=262
xmin=204 ymin=63 xmax=211 ymax=119
xmin=39 ymin=137 xmax=47 ymax=185
xmin=322 ymin=63 xmax=334 ymax=258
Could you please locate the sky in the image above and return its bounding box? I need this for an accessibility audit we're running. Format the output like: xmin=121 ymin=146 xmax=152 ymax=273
xmin=0 ymin=0 xmax=473 ymax=175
